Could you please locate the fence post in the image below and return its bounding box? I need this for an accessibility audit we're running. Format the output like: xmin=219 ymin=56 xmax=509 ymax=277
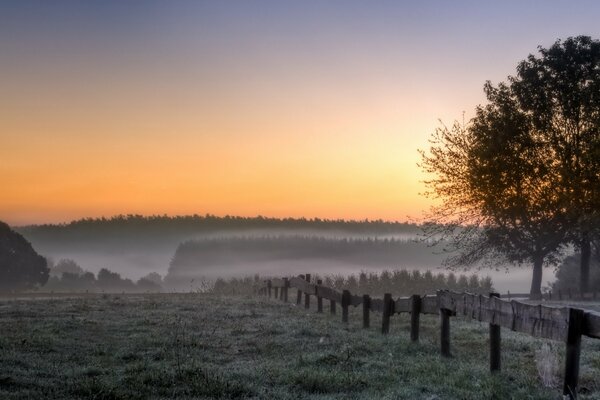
xmin=362 ymin=294 xmax=371 ymax=328
xmin=330 ymin=298 xmax=337 ymax=315
xmin=279 ymin=283 xmax=284 ymax=301
xmin=342 ymin=290 xmax=350 ymax=323
xmin=274 ymin=287 xmax=279 ymax=299
xmin=304 ymin=274 xmax=311 ymax=309
xmin=283 ymin=278 xmax=289 ymax=302
xmin=410 ymin=294 xmax=422 ymax=342
xmin=267 ymin=280 xmax=272 ymax=298
xmin=489 ymin=292 xmax=501 ymax=372
xmin=382 ymin=293 xmax=393 ymax=334
xmin=440 ymin=308 xmax=452 ymax=357
xmin=563 ymin=308 xmax=584 ymax=399
xmin=296 ymin=275 xmax=304 ymax=305
xmin=316 ymin=280 xmax=323 ymax=313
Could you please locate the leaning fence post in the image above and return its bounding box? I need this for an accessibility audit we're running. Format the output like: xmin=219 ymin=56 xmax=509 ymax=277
xmin=410 ymin=294 xmax=422 ymax=342
xmin=489 ymin=292 xmax=501 ymax=372
xmin=267 ymin=280 xmax=272 ymax=298
xmin=341 ymin=290 xmax=350 ymax=323
xmin=296 ymin=275 xmax=304 ymax=305
xmin=362 ymin=294 xmax=371 ymax=328
xmin=382 ymin=293 xmax=393 ymax=334
xmin=563 ymin=308 xmax=584 ymax=399
xmin=316 ymin=280 xmax=323 ymax=313
xmin=440 ymin=307 xmax=452 ymax=357
xmin=283 ymin=278 xmax=289 ymax=302
xmin=304 ymin=274 xmax=311 ymax=309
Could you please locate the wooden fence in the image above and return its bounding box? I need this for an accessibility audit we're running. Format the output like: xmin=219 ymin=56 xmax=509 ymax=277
xmin=258 ymin=274 xmax=600 ymax=400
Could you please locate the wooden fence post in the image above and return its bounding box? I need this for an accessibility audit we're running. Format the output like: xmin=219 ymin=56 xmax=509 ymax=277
xmin=489 ymin=293 xmax=501 ymax=372
xmin=362 ymin=294 xmax=371 ymax=328
xmin=410 ymin=294 xmax=422 ymax=342
xmin=267 ymin=280 xmax=272 ymax=298
xmin=296 ymin=275 xmax=304 ymax=305
xmin=316 ymin=280 xmax=323 ymax=313
xmin=304 ymin=274 xmax=311 ymax=309
xmin=274 ymin=287 xmax=279 ymax=299
xmin=382 ymin=293 xmax=393 ymax=334
xmin=330 ymin=299 xmax=337 ymax=315
xmin=283 ymin=278 xmax=289 ymax=302
xmin=279 ymin=283 xmax=284 ymax=301
xmin=342 ymin=290 xmax=350 ymax=323
xmin=440 ymin=308 xmax=452 ymax=357
xmin=563 ymin=308 xmax=584 ymax=399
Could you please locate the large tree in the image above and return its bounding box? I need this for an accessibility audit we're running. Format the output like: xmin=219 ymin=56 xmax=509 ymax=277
xmin=0 ymin=221 xmax=49 ymax=291
xmin=421 ymin=36 xmax=600 ymax=296
xmin=509 ymin=36 xmax=600 ymax=293
xmin=420 ymin=117 xmax=568 ymax=297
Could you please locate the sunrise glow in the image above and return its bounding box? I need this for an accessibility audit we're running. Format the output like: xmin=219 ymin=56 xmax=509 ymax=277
xmin=2 ymin=1 xmax=599 ymax=225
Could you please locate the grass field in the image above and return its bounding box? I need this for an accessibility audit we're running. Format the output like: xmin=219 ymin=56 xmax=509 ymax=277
xmin=0 ymin=294 xmax=599 ymax=399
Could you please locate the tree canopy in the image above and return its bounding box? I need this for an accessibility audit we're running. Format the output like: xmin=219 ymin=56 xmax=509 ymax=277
xmin=420 ymin=36 xmax=600 ymax=297
xmin=0 ymin=221 xmax=49 ymax=291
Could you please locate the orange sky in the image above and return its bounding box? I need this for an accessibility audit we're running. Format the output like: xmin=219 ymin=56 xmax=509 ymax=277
xmin=2 ymin=2 xmax=598 ymax=225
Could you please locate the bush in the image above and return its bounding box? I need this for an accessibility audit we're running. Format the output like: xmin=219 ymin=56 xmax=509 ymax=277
xmin=552 ymin=253 xmax=600 ymax=293
xmin=0 ymin=221 xmax=48 ymax=291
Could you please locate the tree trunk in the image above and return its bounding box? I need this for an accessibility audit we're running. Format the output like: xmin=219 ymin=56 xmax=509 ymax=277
xmin=530 ymin=255 xmax=544 ymax=299
xmin=580 ymin=232 xmax=591 ymax=295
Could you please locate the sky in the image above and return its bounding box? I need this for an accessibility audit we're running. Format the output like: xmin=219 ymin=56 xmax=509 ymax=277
xmin=2 ymin=1 xmax=600 ymax=226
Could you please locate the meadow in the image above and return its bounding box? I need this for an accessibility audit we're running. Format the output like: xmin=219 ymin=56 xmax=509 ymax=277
xmin=0 ymin=293 xmax=599 ymax=399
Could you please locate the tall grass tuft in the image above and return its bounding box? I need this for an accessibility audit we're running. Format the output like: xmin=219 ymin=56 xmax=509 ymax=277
xmin=535 ymin=343 xmax=560 ymax=388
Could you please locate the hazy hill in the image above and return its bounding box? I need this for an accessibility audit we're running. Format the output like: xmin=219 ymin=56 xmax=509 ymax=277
xmin=14 ymin=215 xmax=424 ymax=280
xmin=166 ymin=235 xmax=446 ymax=289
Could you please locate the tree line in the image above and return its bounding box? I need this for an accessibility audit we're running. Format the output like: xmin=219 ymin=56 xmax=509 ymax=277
xmin=210 ymin=269 xmax=494 ymax=297
xmin=166 ymin=235 xmax=449 ymax=287
xmin=44 ymin=259 xmax=163 ymax=292
xmin=17 ymin=214 xmax=419 ymax=242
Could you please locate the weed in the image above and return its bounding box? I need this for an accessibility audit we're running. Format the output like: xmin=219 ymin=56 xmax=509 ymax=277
xmin=535 ymin=343 xmax=560 ymax=388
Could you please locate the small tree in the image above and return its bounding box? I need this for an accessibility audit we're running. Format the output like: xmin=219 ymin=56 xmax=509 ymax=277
xmin=50 ymin=258 xmax=84 ymax=277
xmin=0 ymin=221 xmax=49 ymax=291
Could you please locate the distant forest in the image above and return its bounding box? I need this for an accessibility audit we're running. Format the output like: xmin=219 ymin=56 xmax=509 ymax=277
xmin=17 ymin=214 xmax=420 ymax=244
xmin=166 ymin=236 xmax=446 ymax=288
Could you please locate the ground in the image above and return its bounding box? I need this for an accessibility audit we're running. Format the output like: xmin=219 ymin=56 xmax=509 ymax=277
xmin=0 ymin=293 xmax=599 ymax=399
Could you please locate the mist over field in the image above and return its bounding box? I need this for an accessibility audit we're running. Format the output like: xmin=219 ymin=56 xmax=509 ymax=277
xmin=13 ymin=215 xmax=553 ymax=293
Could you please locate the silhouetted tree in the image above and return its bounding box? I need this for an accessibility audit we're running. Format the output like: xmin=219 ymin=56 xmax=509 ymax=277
xmin=552 ymin=252 xmax=600 ymax=293
xmin=0 ymin=221 xmax=48 ymax=291
xmin=508 ymin=36 xmax=600 ymax=293
xmin=50 ymin=258 xmax=84 ymax=277
xmin=96 ymin=268 xmax=135 ymax=291
xmin=419 ymin=38 xmax=600 ymax=297
xmin=136 ymin=277 xmax=162 ymax=292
